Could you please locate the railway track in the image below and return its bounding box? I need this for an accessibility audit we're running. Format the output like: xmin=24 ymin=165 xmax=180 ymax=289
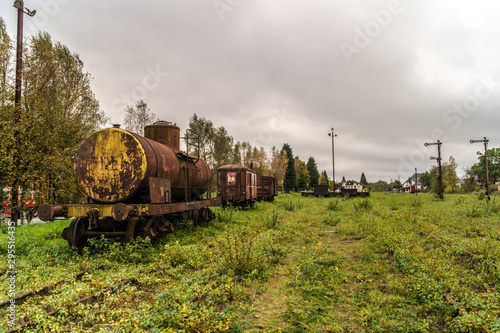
xmin=2 ymin=265 xmax=164 ymax=332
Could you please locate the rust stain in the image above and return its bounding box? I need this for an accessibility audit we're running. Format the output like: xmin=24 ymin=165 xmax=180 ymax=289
xmin=75 ymin=128 xmax=147 ymax=203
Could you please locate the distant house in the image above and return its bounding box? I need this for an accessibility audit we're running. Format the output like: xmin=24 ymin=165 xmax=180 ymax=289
xmin=336 ymin=181 xmax=365 ymax=193
xmin=402 ymin=173 xmax=424 ymax=193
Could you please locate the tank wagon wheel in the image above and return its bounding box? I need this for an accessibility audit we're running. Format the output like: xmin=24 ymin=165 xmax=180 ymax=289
xmin=127 ymin=215 xmax=173 ymax=242
xmin=126 ymin=218 xmax=146 ymax=243
xmin=201 ymin=207 xmax=214 ymax=223
xmin=144 ymin=215 xmax=174 ymax=239
xmin=193 ymin=208 xmax=214 ymax=226
xmin=62 ymin=216 xmax=89 ymax=253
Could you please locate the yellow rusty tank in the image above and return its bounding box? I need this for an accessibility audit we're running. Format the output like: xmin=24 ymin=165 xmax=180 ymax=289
xmin=74 ymin=125 xmax=211 ymax=203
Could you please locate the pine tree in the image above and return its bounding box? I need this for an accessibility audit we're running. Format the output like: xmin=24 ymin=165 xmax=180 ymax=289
xmin=306 ymin=157 xmax=320 ymax=188
xmin=360 ymin=172 xmax=367 ymax=185
xmin=281 ymin=143 xmax=296 ymax=192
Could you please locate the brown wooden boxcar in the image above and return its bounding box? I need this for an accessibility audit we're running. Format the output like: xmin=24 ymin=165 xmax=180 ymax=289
xmin=257 ymin=176 xmax=278 ymax=201
xmin=217 ymin=165 xmax=257 ymax=208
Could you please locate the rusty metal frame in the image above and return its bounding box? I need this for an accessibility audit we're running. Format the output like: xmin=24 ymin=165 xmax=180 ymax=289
xmin=38 ymin=198 xmax=221 ymax=222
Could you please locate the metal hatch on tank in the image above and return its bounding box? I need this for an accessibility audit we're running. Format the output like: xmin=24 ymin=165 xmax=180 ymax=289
xmin=37 ymin=121 xmax=220 ymax=251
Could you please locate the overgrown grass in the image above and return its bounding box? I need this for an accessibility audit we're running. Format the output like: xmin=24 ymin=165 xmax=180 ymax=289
xmin=1 ymin=192 xmax=500 ymax=332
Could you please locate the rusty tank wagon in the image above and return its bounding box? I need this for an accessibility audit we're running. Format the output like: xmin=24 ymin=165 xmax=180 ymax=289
xmin=37 ymin=121 xmax=220 ymax=251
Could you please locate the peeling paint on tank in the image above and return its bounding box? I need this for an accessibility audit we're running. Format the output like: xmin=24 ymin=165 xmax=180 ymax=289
xmin=75 ymin=128 xmax=148 ymax=203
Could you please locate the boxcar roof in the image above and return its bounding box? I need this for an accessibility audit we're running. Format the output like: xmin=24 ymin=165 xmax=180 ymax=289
xmin=217 ymin=164 xmax=255 ymax=172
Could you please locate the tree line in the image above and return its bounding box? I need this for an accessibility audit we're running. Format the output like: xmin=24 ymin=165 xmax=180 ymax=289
xmin=0 ymin=18 xmax=107 ymax=206
xmin=186 ymin=114 xmax=324 ymax=192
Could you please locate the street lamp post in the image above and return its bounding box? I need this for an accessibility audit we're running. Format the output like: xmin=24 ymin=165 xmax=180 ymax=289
xmin=328 ymin=128 xmax=337 ymax=191
xmin=470 ymin=137 xmax=490 ymax=200
xmin=11 ymin=0 xmax=36 ymax=225
xmin=424 ymin=140 xmax=443 ymax=200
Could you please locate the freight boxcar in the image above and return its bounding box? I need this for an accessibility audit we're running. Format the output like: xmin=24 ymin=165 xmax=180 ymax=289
xmin=217 ymin=165 xmax=257 ymax=208
xmin=257 ymin=176 xmax=278 ymax=201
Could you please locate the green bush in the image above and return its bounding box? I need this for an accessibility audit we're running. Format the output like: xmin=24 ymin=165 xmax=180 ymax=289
xmin=264 ymin=210 xmax=280 ymax=229
xmin=282 ymin=199 xmax=304 ymax=212
xmin=322 ymin=213 xmax=340 ymax=226
xmin=410 ymin=197 xmax=424 ymax=208
xmin=215 ymin=228 xmax=268 ymax=279
xmin=216 ymin=207 xmax=234 ymax=222
xmin=353 ymin=198 xmax=372 ymax=212
xmin=327 ymin=199 xmax=342 ymax=211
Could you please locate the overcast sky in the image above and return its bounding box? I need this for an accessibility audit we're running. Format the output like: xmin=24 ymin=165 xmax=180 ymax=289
xmin=2 ymin=0 xmax=500 ymax=183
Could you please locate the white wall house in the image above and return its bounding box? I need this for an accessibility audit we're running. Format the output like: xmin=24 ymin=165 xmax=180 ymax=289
xmin=402 ymin=173 xmax=424 ymax=193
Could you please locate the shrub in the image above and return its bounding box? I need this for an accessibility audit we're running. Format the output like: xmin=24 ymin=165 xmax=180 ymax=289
xmin=215 ymin=228 xmax=267 ymax=279
xmin=466 ymin=203 xmax=483 ymax=218
xmin=353 ymin=198 xmax=372 ymax=212
xmin=410 ymin=198 xmax=424 ymax=208
xmin=322 ymin=213 xmax=340 ymax=226
xmin=264 ymin=210 xmax=280 ymax=229
xmin=282 ymin=199 xmax=304 ymax=212
xmin=216 ymin=207 xmax=234 ymax=222
xmin=327 ymin=199 xmax=342 ymax=211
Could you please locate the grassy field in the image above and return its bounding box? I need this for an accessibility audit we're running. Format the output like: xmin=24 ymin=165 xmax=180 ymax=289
xmin=1 ymin=192 xmax=500 ymax=332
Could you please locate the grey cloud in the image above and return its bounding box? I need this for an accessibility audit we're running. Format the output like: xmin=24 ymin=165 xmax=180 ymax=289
xmin=2 ymin=0 xmax=499 ymax=181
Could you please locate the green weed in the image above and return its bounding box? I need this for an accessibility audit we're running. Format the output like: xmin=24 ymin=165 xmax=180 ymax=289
xmin=215 ymin=228 xmax=267 ymax=279
xmin=410 ymin=197 xmax=424 ymax=208
xmin=352 ymin=198 xmax=372 ymax=212
xmin=216 ymin=207 xmax=234 ymax=222
xmin=264 ymin=210 xmax=280 ymax=229
xmin=327 ymin=199 xmax=342 ymax=211
xmin=466 ymin=203 xmax=483 ymax=218
xmin=282 ymin=199 xmax=304 ymax=211
xmin=322 ymin=213 xmax=341 ymax=226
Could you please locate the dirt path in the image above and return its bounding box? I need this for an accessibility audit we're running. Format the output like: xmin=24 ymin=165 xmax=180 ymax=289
xmin=235 ymin=226 xmax=370 ymax=332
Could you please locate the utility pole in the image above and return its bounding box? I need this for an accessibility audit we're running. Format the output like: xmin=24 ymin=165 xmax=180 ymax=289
xmin=11 ymin=1 xmax=36 ymax=225
xmin=424 ymin=140 xmax=443 ymax=200
xmin=415 ymin=167 xmax=417 ymax=196
xmin=470 ymin=137 xmax=490 ymax=200
xmin=328 ymin=128 xmax=337 ymax=191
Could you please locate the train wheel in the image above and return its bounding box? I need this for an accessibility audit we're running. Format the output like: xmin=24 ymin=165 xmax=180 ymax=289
xmin=201 ymin=208 xmax=214 ymax=223
xmin=62 ymin=219 xmax=76 ymax=247
xmin=194 ymin=208 xmax=214 ymax=226
xmin=144 ymin=215 xmax=173 ymax=240
xmin=126 ymin=218 xmax=145 ymax=242
xmin=71 ymin=216 xmax=89 ymax=252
